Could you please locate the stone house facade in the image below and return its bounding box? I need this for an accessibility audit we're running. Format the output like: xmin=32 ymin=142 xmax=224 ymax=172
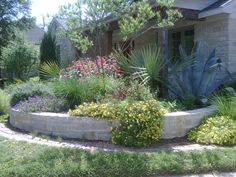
xmin=50 ymin=0 xmax=236 ymax=72
xmin=49 ymin=18 xmax=78 ymax=66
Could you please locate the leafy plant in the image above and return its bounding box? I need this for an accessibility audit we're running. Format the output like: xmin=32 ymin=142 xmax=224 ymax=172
xmin=211 ymin=96 xmax=236 ymax=120
xmin=168 ymin=42 xmax=233 ymax=105
xmin=0 ymin=90 xmax=9 ymax=115
xmin=114 ymin=45 xmax=164 ymax=92
xmin=125 ymin=80 xmax=154 ymax=101
xmin=160 ymin=99 xmax=183 ymax=112
xmin=188 ymin=115 xmax=236 ymax=145
xmin=50 ymin=76 xmax=123 ymax=108
xmin=10 ymin=82 xmax=54 ymax=106
xmin=60 ymin=55 xmax=122 ymax=79
xmin=2 ymin=34 xmax=39 ymax=81
xmin=39 ymin=61 xmax=60 ymax=80
xmin=14 ymin=96 xmax=68 ymax=113
xmin=69 ymin=99 xmax=167 ymax=147
xmin=50 ymin=79 xmax=83 ymax=109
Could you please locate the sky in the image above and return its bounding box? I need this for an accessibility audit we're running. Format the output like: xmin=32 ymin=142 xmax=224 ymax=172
xmin=31 ymin=0 xmax=75 ymax=26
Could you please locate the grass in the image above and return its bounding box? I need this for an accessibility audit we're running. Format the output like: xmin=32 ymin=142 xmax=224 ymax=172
xmin=0 ymin=136 xmax=236 ymax=177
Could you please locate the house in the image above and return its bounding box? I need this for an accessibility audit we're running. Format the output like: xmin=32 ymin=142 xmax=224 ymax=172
xmin=51 ymin=0 xmax=236 ymax=73
xmin=24 ymin=25 xmax=44 ymax=50
xmin=49 ymin=18 xmax=78 ymax=66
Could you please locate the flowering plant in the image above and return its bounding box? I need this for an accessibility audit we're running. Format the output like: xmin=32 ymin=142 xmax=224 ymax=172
xmin=14 ymin=96 xmax=68 ymax=113
xmin=69 ymin=99 xmax=167 ymax=147
xmin=61 ymin=55 xmax=123 ymax=78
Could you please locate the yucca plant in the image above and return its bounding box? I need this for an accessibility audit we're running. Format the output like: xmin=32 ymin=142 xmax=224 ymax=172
xmin=39 ymin=61 xmax=60 ymax=80
xmin=168 ymin=42 xmax=234 ymax=104
xmin=114 ymin=45 xmax=165 ymax=92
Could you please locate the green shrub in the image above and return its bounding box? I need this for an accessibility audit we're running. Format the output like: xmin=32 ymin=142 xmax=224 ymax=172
xmin=188 ymin=115 xmax=236 ymax=145
xmin=125 ymin=81 xmax=153 ymax=101
xmin=49 ymin=79 xmax=84 ymax=109
xmin=51 ymin=76 xmax=124 ymax=108
xmin=10 ymin=82 xmax=54 ymax=106
xmin=2 ymin=34 xmax=39 ymax=81
xmin=161 ymin=99 xmax=183 ymax=112
xmin=212 ymin=96 xmax=236 ymax=120
xmin=0 ymin=90 xmax=9 ymax=115
xmin=69 ymin=99 xmax=167 ymax=147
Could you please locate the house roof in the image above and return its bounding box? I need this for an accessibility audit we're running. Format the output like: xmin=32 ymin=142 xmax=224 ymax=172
xmin=202 ymin=0 xmax=232 ymax=11
xmin=24 ymin=26 xmax=44 ymax=45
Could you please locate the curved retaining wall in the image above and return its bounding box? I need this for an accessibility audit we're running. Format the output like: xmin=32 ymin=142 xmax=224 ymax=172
xmin=10 ymin=106 xmax=216 ymax=141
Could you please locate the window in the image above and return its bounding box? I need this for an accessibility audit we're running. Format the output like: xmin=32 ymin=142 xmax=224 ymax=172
xmin=169 ymin=27 xmax=194 ymax=61
xmin=171 ymin=32 xmax=181 ymax=61
xmin=185 ymin=29 xmax=194 ymax=55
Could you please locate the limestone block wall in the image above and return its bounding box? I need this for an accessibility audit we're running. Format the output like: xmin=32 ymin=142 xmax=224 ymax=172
xmin=228 ymin=15 xmax=236 ymax=72
xmin=195 ymin=14 xmax=230 ymax=66
xmin=10 ymin=110 xmax=119 ymax=141
xmin=10 ymin=106 xmax=215 ymax=141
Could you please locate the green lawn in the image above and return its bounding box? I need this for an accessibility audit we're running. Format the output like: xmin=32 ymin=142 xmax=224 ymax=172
xmin=0 ymin=137 xmax=236 ymax=177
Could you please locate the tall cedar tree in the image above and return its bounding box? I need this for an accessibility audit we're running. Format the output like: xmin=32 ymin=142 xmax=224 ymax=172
xmin=40 ymin=31 xmax=59 ymax=65
xmin=39 ymin=31 xmax=59 ymax=79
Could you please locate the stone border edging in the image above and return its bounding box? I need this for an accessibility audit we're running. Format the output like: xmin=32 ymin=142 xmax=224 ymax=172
xmin=9 ymin=106 xmax=216 ymax=141
xmin=0 ymin=123 xmax=225 ymax=153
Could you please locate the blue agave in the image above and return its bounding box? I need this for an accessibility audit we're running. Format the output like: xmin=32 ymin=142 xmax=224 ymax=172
xmin=167 ymin=42 xmax=234 ymax=103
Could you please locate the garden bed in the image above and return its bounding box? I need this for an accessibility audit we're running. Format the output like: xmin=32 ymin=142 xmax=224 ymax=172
xmin=9 ymin=106 xmax=215 ymax=141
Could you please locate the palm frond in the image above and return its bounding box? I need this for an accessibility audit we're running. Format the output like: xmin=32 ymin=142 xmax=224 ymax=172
xmin=39 ymin=61 xmax=60 ymax=80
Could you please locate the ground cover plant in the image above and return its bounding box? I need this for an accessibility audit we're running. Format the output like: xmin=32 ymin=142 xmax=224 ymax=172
xmin=0 ymin=136 xmax=236 ymax=177
xmin=188 ymin=95 xmax=236 ymax=145
xmin=188 ymin=115 xmax=236 ymax=145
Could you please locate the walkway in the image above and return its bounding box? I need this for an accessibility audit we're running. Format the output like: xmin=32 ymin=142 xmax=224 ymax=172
xmin=0 ymin=123 xmax=233 ymax=153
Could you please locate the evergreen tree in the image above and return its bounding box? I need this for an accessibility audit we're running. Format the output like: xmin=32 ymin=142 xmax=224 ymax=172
xmin=40 ymin=30 xmax=59 ymax=65
xmin=39 ymin=30 xmax=59 ymax=80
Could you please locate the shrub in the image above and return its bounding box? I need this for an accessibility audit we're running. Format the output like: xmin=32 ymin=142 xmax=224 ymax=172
xmin=102 ymin=80 xmax=153 ymax=102
xmin=2 ymin=35 xmax=39 ymax=81
xmin=13 ymin=96 xmax=68 ymax=113
xmin=188 ymin=115 xmax=236 ymax=145
xmin=0 ymin=90 xmax=9 ymax=115
xmin=60 ymin=55 xmax=122 ymax=78
xmin=160 ymin=99 xmax=183 ymax=112
xmin=10 ymin=82 xmax=54 ymax=106
xmin=51 ymin=76 xmax=124 ymax=108
xmin=125 ymin=81 xmax=154 ymax=101
xmin=49 ymin=79 xmax=83 ymax=109
xmin=69 ymin=99 xmax=167 ymax=147
xmin=212 ymin=96 xmax=236 ymax=120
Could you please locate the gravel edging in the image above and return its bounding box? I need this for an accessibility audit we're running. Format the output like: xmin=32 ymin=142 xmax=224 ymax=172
xmin=1 ymin=123 xmax=235 ymax=153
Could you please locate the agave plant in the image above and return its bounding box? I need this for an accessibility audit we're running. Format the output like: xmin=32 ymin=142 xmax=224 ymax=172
xmin=168 ymin=42 xmax=234 ymax=103
xmin=114 ymin=45 xmax=165 ymax=91
xmin=39 ymin=60 xmax=60 ymax=80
